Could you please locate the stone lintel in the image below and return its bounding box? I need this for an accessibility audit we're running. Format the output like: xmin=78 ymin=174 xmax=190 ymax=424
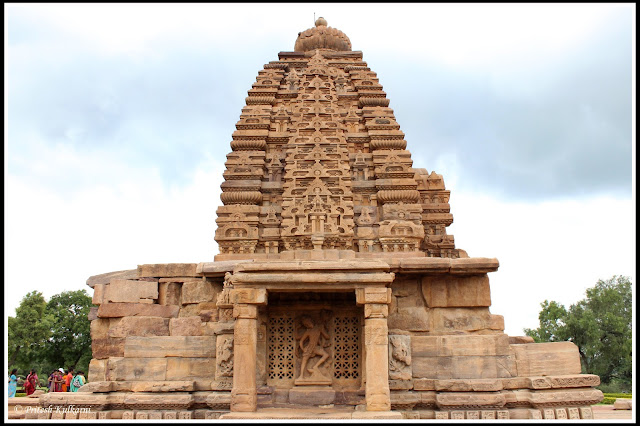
xmin=235 ymin=259 xmax=391 ymax=273
xmin=197 ymin=260 xmax=254 ymax=276
xmin=386 ymin=257 xmax=499 ymax=274
xmin=138 ymin=263 xmax=199 ymax=278
xmin=86 ymin=269 xmax=138 ymax=288
xmin=449 ymin=258 xmax=499 ymax=274
xmin=231 ymin=273 xmax=394 ymax=289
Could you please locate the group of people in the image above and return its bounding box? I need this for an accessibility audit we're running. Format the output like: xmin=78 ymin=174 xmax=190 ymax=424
xmin=48 ymin=368 xmax=85 ymax=393
xmin=8 ymin=368 xmax=86 ymax=397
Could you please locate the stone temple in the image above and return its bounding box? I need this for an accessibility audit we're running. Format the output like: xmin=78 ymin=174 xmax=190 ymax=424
xmin=38 ymin=18 xmax=603 ymax=420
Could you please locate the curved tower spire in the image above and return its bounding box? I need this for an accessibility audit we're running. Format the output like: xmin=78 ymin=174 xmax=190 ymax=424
xmin=215 ymin=18 xmax=462 ymax=261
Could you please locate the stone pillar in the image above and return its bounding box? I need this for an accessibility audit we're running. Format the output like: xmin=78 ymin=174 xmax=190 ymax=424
xmin=230 ymin=288 xmax=267 ymax=412
xmin=356 ymin=287 xmax=392 ymax=411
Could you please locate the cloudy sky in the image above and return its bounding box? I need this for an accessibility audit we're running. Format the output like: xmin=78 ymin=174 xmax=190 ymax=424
xmin=5 ymin=3 xmax=635 ymax=336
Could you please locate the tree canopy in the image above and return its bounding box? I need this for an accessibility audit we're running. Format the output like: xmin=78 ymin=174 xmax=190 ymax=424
xmin=8 ymin=289 xmax=93 ymax=377
xmin=524 ymin=275 xmax=632 ymax=390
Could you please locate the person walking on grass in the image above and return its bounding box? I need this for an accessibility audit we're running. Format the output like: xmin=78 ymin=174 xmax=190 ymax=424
xmin=24 ymin=369 xmax=38 ymax=396
xmin=8 ymin=369 xmax=18 ymax=398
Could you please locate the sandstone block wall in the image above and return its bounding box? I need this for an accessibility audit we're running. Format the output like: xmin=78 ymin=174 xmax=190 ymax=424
xmin=88 ymin=264 xmax=225 ymax=394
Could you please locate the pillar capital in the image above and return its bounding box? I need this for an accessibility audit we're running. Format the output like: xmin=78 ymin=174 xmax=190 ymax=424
xmin=364 ymin=303 xmax=388 ymax=319
xmin=233 ymin=303 xmax=258 ymax=320
xmin=356 ymin=287 xmax=392 ymax=305
xmin=231 ymin=288 xmax=267 ymax=305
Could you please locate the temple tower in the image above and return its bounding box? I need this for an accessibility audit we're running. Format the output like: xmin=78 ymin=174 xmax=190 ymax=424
xmin=215 ymin=18 xmax=458 ymax=261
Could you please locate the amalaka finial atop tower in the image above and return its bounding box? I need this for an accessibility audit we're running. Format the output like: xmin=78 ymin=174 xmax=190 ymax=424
xmin=294 ymin=16 xmax=352 ymax=52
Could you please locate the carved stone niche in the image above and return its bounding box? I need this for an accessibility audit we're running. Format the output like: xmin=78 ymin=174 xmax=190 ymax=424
xmin=265 ymin=292 xmax=362 ymax=392
xmin=388 ymin=333 xmax=412 ymax=381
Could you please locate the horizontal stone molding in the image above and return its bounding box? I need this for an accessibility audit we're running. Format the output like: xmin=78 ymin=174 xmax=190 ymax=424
xmin=40 ymin=393 xmax=109 ymax=410
xmin=358 ymin=96 xmax=390 ymax=107
xmin=196 ymin=260 xmax=253 ymax=276
xmin=123 ymin=336 xmax=216 ymax=358
xmin=231 ymin=271 xmax=394 ymax=287
xmin=80 ymin=381 xmax=196 ymax=393
xmin=235 ymin=259 xmax=391 ymax=273
xmin=370 ymin=139 xmax=407 ymax=150
xmin=230 ymin=139 xmax=267 ymax=151
xmin=377 ymin=189 xmax=420 ymax=203
xmin=245 ymin=95 xmax=275 ymax=105
xmin=206 ymin=392 xmax=232 ymax=409
xmin=436 ymin=392 xmax=507 ymax=409
xmin=122 ymin=393 xmax=194 ymax=410
xmin=220 ymin=190 xmax=263 ymax=205
xmin=433 ymin=379 xmax=505 ymax=392
xmin=513 ymin=389 xmax=604 ymax=408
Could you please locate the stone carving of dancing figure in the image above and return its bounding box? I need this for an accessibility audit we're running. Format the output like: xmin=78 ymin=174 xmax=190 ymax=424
xmin=296 ymin=316 xmax=330 ymax=381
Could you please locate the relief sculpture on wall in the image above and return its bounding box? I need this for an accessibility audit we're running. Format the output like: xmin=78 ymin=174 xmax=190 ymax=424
xmin=388 ymin=334 xmax=412 ymax=381
xmin=294 ymin=313 xmax=332 ymax=385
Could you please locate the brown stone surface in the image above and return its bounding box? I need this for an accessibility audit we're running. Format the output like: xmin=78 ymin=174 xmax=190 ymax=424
xmin=421 ymin=275 xmax=491 ymax=307
xmin=97 ymin=302 xmax=179 ymax=318
xmin=104 ymin=279 xmax=158 ymax=303
xmin=509 ymin=335 xmax=535 ymax=344
xmin=138 ymin=263 xmax=198 ymax=278
xmin=613 ymin=398 xmax=633 ymax=410
xmin=86 ymin=269 xmax=137 ymax=288
xmin=158 ymin=282 xmax=181 ymax=305
xmin=170 ymin=317 xmax=203 ymax=336
xmin=124 ymin=336 xmax=216 ymax=357
xmin=288 ymin=387 xmax=336 ymax=405
xmin=429 ymin=307 xmax=501 ymax=332
xmin=106 ymin=357 xmax=168 ymax=381
xmin=107 ymin=316 xmax=170 ymax=337
xmin=436 ymin=392 xmax=506 ymax=409
xmin=92 ymin=337 xmax=125 ymax=358
xmin=88 ymin=358 xmax=107 ymax=382
xmin=412 ymin=334 xmax=510 ymax=357
xmin=512 ymin=342 xmax=582 ymax=376
xmin=181 ymin=279 xmax=216 ymax=304
xmin=413 ymin=355 xmax=516 ymax=379
xmin=166 ymin=357 xmax=217 ymax=389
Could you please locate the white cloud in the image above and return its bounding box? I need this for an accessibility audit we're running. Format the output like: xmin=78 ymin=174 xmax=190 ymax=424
xmin=5 ymin=147 xmax=224 ymax=316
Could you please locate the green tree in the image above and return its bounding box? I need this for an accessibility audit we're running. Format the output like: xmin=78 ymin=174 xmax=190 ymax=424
xmin=8 ymin=291 xmax=53 ymax=371
xmin=43 ymin=290 xmax=93 ymax=374
xmin=524 ymin=275 xmax=632 ymax=389
xmin=524 ymin=300 xmax=569 ymax=343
